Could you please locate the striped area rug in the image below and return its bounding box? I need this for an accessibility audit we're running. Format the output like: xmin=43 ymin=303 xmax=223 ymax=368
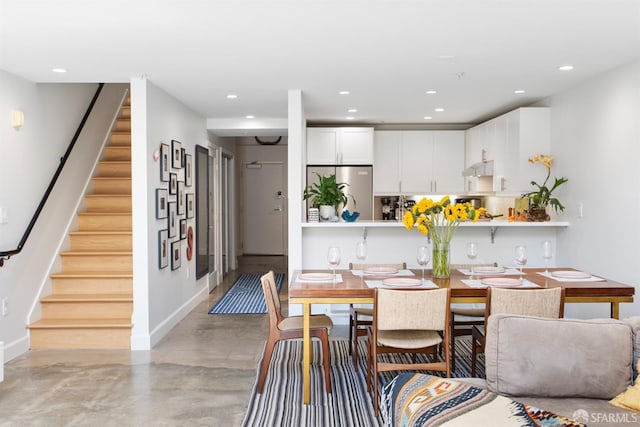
xmin=242 ymin=337 xmax=484 ymax=426
xmin=208 ymin=273 xmax=284 ymax=314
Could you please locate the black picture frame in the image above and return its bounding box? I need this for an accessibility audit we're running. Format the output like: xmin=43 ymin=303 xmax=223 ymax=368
xmin=172 ymin=139 xmax=183 ymax=169
xmin=156 ymin=188 xmax=168 ymax=219
xmin=158 ymin=229 xmax=169 ymax=269
xmin=171 ymin=240 xmax=181 ymax=270
xmin=168 ymin=202 xmax=177 ymax=238
xmin=184 ymin=153 xmax=193 ymax=187
xmin=186 ymin=193 xmax=194 ymax=219
xmin=180 ymin=218 xmax=187 ymax=240
xmin=169 ymin=173 xmax=177 ymax=195
xmin=160 ymin=143 xmax=170 ymax=182
xmin=177 ymin=181 xmax=185 ymax=215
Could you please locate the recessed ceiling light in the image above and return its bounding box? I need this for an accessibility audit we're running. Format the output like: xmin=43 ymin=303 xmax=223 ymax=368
xmin=339 ymin=90 xmax=350 ymax=95
xmin=423 ymin=116 xmax=433 ymax=120
xmin=558 ymin=65 xmax=574 ymax=71
xmin=245 ymin=115 xmax=255 ymax=119
xmin=425 ymin=90 xmax=437 ymax=95
xmin=52 ymin=68 xmax=67 ymax=73
xmin=514 ymin=89 xmax=526 ymax=94
xmin=347 ymin=108 xmax=357 ymax=113
xmin=346 ymin=116 xmax=355 ymax=120
xmin=226 ymin=94 xmax=238 ymax=99
xmin=434 ymin=108 xmax=445 ymax=112
xmin=438 ymin=55 xmax=456 ymax=60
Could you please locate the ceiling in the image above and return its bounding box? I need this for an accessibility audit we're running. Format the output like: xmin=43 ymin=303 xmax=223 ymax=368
xmin=1 ymin=0 xmax=639 ymax=135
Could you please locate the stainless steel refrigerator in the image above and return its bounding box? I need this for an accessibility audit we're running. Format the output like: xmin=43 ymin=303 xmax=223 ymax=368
xmin=306 ymin=165 xmax=373 ymax=220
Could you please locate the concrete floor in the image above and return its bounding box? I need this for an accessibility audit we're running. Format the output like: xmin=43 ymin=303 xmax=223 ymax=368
xmin=0 ymin=256 xmax=317 ymax=427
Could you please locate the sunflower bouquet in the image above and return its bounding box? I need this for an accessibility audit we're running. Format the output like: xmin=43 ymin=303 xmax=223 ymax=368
xmin=403 ymin=195 xmax=483 ymax=278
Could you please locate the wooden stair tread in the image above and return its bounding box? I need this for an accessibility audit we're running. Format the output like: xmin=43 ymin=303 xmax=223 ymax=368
xmin=51 ymin=272 xmax=133 ymax=278
xmin=69 ymin=231 xmax=132 ymax=235
xmin=92 ymin=177 xmax=131 ymax=181
xmin=29 ymin=318 xmax=132 ymax=329
xmin=78 ymin=212 xmax=131 ymax=216
xmin=86 ymin=194 xmax=131 ymax=198
xmin=60 ymin=251 xmax=132 ymax=256
xmin=42 ymin=293 xmax=132 ymax=302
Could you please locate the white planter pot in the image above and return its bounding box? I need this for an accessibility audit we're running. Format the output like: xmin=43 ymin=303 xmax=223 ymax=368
xmin=319 ymin=205 xmax=335 ymax=222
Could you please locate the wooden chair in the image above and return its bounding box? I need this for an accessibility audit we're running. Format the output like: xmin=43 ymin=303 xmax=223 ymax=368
xmin=258 ymin=271 xmax=334 ymax=393
xmin=366 ymin=287 xmax=451 ymax=414
xmin=470 ymin=286 xmax=565 ymax=377
xmin=448 ymin=262 xmax=496 ymax=371
xmin=348 ymin=262 xmax=407 ymax=371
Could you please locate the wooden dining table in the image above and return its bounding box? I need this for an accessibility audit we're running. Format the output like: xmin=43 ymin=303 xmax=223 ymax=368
xmin=288 ymin=267 xmax=635 ymax=404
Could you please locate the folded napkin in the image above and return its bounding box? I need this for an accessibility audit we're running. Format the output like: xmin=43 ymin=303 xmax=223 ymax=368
xmin=296 ymin=273 xmax=343 ymax=284
xmin=365 ymin=279 xmax=438 ymax=289
xmin=537 ymin=271 xmax=605 ymax=282
xmin=458 ymin=268 xmax=523 ymax=276
xmin=462 ymin=279 xmax=540 ymax=288
xmin=351 ymin=269 xmax=415 ymax=277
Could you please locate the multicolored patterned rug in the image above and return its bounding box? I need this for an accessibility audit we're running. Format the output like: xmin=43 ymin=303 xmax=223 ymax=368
xmin=208 ymin=273 xmax=284 ymax=314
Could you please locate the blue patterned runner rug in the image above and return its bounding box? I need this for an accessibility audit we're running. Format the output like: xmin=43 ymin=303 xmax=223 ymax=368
xmin=208 ymin=273 xmax=284 ymax=314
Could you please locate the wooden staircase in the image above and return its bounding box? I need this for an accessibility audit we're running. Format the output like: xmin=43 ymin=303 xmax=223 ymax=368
xmin=28 ymin=99 xmax=133 ymax=349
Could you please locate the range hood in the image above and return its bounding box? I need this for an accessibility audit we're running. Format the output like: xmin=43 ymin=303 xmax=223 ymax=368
xmin=462 ymin=160 xmax=494 ymax=177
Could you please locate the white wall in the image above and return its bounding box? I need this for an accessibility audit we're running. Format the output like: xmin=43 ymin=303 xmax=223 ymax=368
xmin=549 ymin=59 xmax=640 ymax=319
xmin=130 ymin=78 xmax=210 ymax=350
xmin=0 ymin=70 xmax=127 ymax=361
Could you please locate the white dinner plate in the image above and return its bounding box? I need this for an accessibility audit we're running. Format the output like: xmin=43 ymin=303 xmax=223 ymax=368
xmin=364 ymin=267 xmax=399 ymax=275
xmin=480 ymin=277 xmax=522 ymax=287
xmin=471 ymin=266 xmax=505 ymax=274
xmin=298 ymin=272 xmax=335 ymax=281
xmin=382 ymin=278 xmax=422 ymax=287
xmin=551 ymin=270 xmax=592 ymax=279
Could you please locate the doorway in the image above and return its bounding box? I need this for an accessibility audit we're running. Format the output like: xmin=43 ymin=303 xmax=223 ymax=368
xmin=241 ymin=161 xmax=286 ymax=255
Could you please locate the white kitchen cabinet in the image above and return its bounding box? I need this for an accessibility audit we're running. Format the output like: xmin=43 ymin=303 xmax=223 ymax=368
xmin=374 ymin=130 xmax=465 ymax=195
xmin=464 ymin=108 xmax=549 ymax=195
xmin=306 ymin=127 xmax=373 ymax=165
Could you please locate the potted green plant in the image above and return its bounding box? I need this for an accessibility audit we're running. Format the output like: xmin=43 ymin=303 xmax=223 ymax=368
xmin=303 ymin=173 xmax=354 ymax=221
xmin=521 ymin=154 xmax=568 ymax=221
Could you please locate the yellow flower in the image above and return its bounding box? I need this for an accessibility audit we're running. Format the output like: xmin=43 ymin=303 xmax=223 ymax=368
xmin=444 ymin=205 xmax=457 ymax=221
xmin=523 ymin=153 xmax=568 ymax=213
xmin=403 ymin=210 xmax=414 ymax=230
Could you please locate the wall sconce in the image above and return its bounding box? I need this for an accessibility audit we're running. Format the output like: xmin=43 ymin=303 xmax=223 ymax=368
xmin=11 ymin=110 xmax=24 ymax=129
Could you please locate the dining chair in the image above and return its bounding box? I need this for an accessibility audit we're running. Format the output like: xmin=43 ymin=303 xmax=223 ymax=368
xmin=366 ymin=287 xmax=451 ymax=414
xmin=348 ymin=262 xmax=407 ymax=371
xmin=258 ymin=271 xmax=334 ymax=393
xmin=448 ymin=262 xmax=497 ymax=371
xmin=470 ymin=286 xmax=565 ymax=377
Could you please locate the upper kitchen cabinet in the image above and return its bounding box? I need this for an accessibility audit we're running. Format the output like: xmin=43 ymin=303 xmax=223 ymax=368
xmin=464 ymin=107 xmax=550 ymax=195
xmin=306 ymin=127 xmax=374 ymax=165
xmin=373 ymin=130 xmax=465 ymax=195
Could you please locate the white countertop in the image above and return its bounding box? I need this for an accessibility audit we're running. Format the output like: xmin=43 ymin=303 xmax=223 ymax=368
xmin=301 ymin=220 xmax=569 ymax=228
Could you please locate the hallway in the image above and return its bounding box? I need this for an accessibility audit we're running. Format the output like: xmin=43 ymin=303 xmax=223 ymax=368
xmin=0 ymin=256 xmax=288 ymax=426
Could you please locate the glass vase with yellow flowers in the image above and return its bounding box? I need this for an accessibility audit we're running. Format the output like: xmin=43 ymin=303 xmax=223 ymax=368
xmin=403 ymin=196 xmax=482 ymax=278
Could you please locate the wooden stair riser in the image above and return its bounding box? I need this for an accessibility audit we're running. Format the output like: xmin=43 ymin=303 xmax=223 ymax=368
xmin=110 ymin=133 xmax=131 ymax=145
xmin=97 ymin=162 xmax=131 ymax=177
xmin=41 ymin=301 xmax=132 ymax=319
xmin=61 ymin=253 xmax=132 ymax=273
xmin=51 ymin=277 xmax=132 ymax=294
xmin=114 ymin=119 xmax=131 ymax=132
xmin=119 ymin=106 xmax=131 ymax=119
xmin=102 ymin=146 xmax=131 ymax=161
xmin=85 ymin=195 xmax=131 ymax=212
xmin=92 ymin=178 xmax=131 ymax=195
xmin=70 ymin=233 xmax=132 ymax=251
xmin=78 ymin=213 xmax=131 ymax=231
xmin=30 ymin=328 xmax=130 ymax=350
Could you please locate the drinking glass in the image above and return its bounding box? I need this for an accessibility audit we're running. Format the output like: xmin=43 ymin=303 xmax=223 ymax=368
xmin=514 ymin=245 xmax=527 ymax=279
xmin=466 ymin=242 xmax=479 ymax=262
xmin=417 ymin=246 xmax=430 ymax=282
xmin=542 ymin=241 xmax=552 ymax=273
xmin=327 ymin=246 xmax=341 ymax=280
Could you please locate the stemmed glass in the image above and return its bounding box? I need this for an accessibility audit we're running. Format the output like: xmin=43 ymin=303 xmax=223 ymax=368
xmin=355 ymin=240 xmax=367 ymax=265
xmin=466 ymin=242 xmax=478 ymax=263
xmin=327 ymin=246 xmax=341 ymax=281
xmin=417 ymin=246 xmax=430 ymax=282
xmin=514 ymin=245 xmax=527 ymax=281
xmin=542 ymin=241 xmax=552 ymax=274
